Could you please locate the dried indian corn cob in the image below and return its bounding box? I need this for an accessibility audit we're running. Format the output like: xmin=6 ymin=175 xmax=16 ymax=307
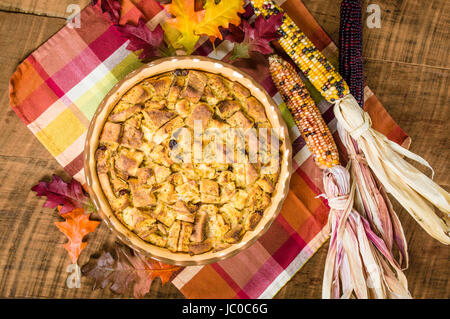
xmin=269 ymin=55 xmax=339 ymax=169
xmin=251 ymin=0 xmax=349 ymax=102
xmin=339 ymin=0 xmax=364 ymax=107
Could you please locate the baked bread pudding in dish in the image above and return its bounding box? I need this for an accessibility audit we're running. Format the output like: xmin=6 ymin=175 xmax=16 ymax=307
xmin=85 ymin=56 xmax=292 ymax=265
xmin=95 ymin=68 xmax=282 ymax=255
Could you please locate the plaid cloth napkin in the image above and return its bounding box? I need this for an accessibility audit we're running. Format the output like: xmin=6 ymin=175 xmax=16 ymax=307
xmin=9 ymin=0 xmax=409 ymax=299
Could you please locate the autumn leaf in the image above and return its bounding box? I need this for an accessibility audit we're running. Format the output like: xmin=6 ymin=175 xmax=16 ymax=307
xmin=98 ymin=0 xmax=121 ymax=24
xmin=32 ymin=174 xmax=94 ymax=215
xmin=225 ymin=12 xmax=284 ymax=60
xmin=117 ymin=18 xmax=165 ymax=60
xmin=163 ymin=0 xmax=245 ymax=54
xmin=118 ymin=0 xmax=140 ymax=26
xmin=196 ymin=0 xmax=245 ymax=41
xmin=55 ymin=208 xmax=100 ymax=264
xmin=158 ymin=42 xmax=178 ymax=57
xmin=119 ymin=0 xmax=165 ymax=26
xmin=164 ymin=0 xmax=205 ymax=54
xmin=82 ymin=243 xmax=182 ymax=298
xmin=96 ymin=1 xmax=166 ymax=60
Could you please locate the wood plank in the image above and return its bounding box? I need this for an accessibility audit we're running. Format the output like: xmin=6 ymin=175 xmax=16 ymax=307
xmin=0 ymin=0 xmax=90 ymax=18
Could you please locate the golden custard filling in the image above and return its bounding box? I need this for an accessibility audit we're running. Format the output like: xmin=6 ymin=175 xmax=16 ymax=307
xmin=95 ymin=69 xmax=281 ymax=255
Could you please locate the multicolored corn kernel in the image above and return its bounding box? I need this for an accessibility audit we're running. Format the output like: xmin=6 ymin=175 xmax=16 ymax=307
xmin=269 ymin=55 xmax=340 ymax=169
xmin=250 ymin=0 xmax=350 ymax=103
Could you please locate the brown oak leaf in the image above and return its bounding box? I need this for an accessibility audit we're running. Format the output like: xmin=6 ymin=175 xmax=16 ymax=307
xmin=82 ymin=243 xmax=182 ymax=298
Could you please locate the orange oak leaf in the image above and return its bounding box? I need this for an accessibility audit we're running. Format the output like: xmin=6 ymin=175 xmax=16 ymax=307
xmin=144 ymin=258 xmax=180 ymax=285
xmin=55 ymin=208 xmax=100 ymax=264
xmin=82 ymin=243 xmax=182 ymax=298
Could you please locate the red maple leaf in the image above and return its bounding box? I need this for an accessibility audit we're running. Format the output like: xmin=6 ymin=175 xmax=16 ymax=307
xmin=117 ymin=18 xmax=165 ymax=60
xmin=31 ymin=174 xmax=93 ymax=215
xmin=95 ymin=0 xmax=165 ymax=60
xmin=98 ymin=0 xmax=121 ymax=24
xmin=225 ymin=12 xmax=284 ymax=60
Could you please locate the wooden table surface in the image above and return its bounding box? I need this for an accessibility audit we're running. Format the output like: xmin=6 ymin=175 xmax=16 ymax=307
xmin=0 ymin=0 xmax=448 ymax=299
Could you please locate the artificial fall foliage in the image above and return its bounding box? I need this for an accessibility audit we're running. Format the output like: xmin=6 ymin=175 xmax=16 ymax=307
xmin=98 ymin=0 xmax=121 ymax=23
xmin=164 ymin=0 xmax=245 ymax=54
xmin=31 ymin=174 xmax=94 ymax=214
xmin=32 ymin=175 xmax=99 ymax=263
xmin=195 ymin=0 xmax=244 ymax=40
xmin=82 ymin=243 xmax=182 ymax=298
xmin=225 ymin=13 xmax=284 ymax=60
xmin=117 ymin=18 xmax=165 ymax=59
xmin=97 ymin=0 xmax=165 ymax=59
xmin=55 ymin=208 xmax=100 ymax=264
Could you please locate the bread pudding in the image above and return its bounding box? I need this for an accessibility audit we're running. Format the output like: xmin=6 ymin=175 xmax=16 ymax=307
xmin=94 ymin=68 xmax=282 ymax=255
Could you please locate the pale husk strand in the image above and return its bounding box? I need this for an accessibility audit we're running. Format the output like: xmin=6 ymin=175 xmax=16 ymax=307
xmin=334 ymin=94 xmax=450 ymax=244
xmin=338 ymin=124 xmax=409 ymax=268
xmin=322 ymin=166 xmax=411 ymax=298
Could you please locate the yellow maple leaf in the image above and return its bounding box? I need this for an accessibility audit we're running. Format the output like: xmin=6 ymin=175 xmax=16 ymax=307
xmin=163 ymin=0 xmax=245 ymax=54
xmin=164 ymin=0 xmax=205 ymax=54
xmin=196 ymin=0 xmax=245 ymax=40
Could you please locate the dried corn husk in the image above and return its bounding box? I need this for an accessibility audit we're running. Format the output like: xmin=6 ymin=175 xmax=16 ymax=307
xmin=268 ymin=53 xmax=410 ymax=298
xmin=334 ymin=94 xmax=450 ymax=244
xmin=338 ymin=124 xmax=409 ymax=268
xmin=322 ymin=165 xmax=411 ymax=298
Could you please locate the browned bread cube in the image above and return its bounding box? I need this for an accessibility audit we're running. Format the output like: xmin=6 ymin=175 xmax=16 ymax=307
xmin=178 ymin=222 xmax=193 ymax=252
xmin=182 ymin=71 xmax=207 ymax=103
xmin=155 ymin=203 xmax=177 ymax=227
xmin=137 ymin=167 xmax=156 ymax=185
xmin=231 ymin=82 xmax=250 ymax=100
xmin=223 ymin=225 xmax=244 ymax=244
xmin=150 ymin=76 xmax=173 ymax=99
xmin=143 ymin=109 xmax=175 ymax=131
xmin=207 ymin=74 xmax=228 ymax=101
xmin=115 ymin=148 xmax=144 ymax=177
xmin=186 ymin=103 xmax=213 ymax=129
xmin=122 ymin=85 xmax=149 ymax=104
xmin=226 ymin=111 xmax=253 ymax=130
xmin=129 ymin=178 xmax=156 ymax=208
xmin=167 ymin=220 xmax=181 ymax=252
xmin=189 ymin=239 xmax=213 ymax=255
xmin=217 ymin=100 xmax=241 ymax=119
xmin=245 ymin=96 xmax=267 ymax=123
xmin=121 ymin=125 xmax=143 ymax=149
xmin=109 ymin=105 xmax=143 ymax=122
xmin=100 ymin=122 xmax=121 ymax=144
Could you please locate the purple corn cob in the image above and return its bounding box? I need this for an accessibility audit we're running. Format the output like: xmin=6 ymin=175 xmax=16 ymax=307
xmin=339 ymin=0 xmax=364 ymax=107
